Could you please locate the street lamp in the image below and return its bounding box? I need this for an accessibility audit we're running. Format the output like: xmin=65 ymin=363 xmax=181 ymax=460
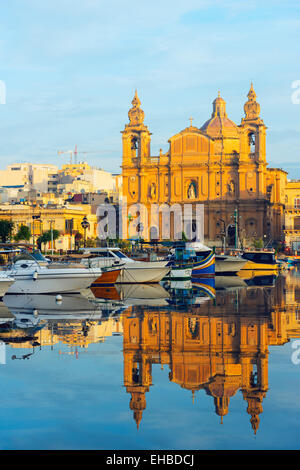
xmin=217 ymin=218 xmax=226 ymax=253
xmin=32 ymin=214 xmax=41 ymax=249
xmin=48 ymin=219 xmax=55 ymax=255
xmin=127 ymin=213 xmax=133 ymax=238
xmin=81 ymin=216 xmax=90 ymax=248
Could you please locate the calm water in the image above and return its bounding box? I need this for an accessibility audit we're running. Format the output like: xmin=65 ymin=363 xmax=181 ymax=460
xmin=0 ymin=270 xmax=299 ymax=450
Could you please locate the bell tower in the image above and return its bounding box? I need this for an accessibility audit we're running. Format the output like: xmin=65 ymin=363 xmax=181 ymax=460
xmin=121 ymin=90 xmax=152 ymax=166
xmin=240 ymin=83 xmax=267 ymax=163
xmin=239 ymin=83 xmax=268 ymax=199
xmin=121 ymin=90 xmax=152 ymax=206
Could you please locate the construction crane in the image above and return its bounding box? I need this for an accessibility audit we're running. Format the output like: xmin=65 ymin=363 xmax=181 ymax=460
xmin=58 ymin=146 xmax=113 ymax=165
xmin=57 ymin=149 xmax=74 ymax=165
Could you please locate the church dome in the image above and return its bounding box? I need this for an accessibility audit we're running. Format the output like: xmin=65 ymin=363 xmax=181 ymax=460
xmin=200 ymin=92 xmax=239 ymax=139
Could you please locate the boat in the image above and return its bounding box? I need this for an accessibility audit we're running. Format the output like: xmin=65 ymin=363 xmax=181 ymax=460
xmin=79 ymin=247 xmax=171 ymax=284
xmin=46 ymin=252 xmax=121 ymax=286
xmin=215 ymin=254 xmax=247 ymax=275
xmin=0 ymin=272 xmax=15 ymax=297
xmin=184 ymin=243 xmax=247 ymax=276
xmin=3 ymin=252 xmax=102 ymax=294
xmin=167 ymin=242 xmax=215 ymax=278
xmin=91 ymin=266 xmax=121 ymax=286
xmin=238 ymin=251 xmax=279 ymax=278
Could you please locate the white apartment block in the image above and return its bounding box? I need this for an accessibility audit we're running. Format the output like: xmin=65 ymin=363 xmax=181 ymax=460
xmin=0 ymin=163 xmax=59 ymax=193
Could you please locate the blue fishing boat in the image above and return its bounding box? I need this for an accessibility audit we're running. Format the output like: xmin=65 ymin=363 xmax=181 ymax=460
xmin=167 ymin=242 xmax=215 ymax=278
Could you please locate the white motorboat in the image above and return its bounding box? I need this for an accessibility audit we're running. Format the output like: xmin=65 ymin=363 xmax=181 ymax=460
xmin=80 ymin=247 xmax=171 ymax=283
xmin=3 ymin=252 xmax=102 ymax=294
xmin=0 ymin=272 xmax=15 ymax=297
xmin=215 ymin=254 xmax=248 ymax=275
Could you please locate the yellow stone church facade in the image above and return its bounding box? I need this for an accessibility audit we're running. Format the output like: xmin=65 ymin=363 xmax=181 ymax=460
xmin=121 ymin=86 xmax=289 ymax=246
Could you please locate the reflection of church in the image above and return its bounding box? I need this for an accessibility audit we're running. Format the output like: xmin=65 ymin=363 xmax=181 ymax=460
xmin=122 ymin=280 xmax=300 ymax=433
xmin=121 ymin=86 xmax=287 ymax=244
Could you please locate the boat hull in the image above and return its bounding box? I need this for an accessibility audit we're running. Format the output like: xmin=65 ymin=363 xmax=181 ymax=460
xmin=116 ymin=262 xmax=170 ymax=284
xmin=215 ymin=257 xmax=247 ymax=275
xmin=0 ymin=278 xmax=15 ymax=297
xmin=191 ymin=252 xmax=215 ymax=278
xmin=238 ymin=261 xmax=278 ymax=279
xmin=92 ymin=268 xmax=121 ymax=286
xmin=5 ymin=271 xmax=101 ymax=294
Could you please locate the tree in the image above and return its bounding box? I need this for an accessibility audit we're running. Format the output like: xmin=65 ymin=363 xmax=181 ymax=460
xmin=37 ymin=230 xmax=60 ymax=251
xmin=252 ymin=237 xmax=264 ymax=250
xmin=14 ymin=224 xmax=31 ymax=242
xmin=0 ymin=220 xmax=14 ymax=243
xmin=181 ymin=231 xmax=188 ymax=242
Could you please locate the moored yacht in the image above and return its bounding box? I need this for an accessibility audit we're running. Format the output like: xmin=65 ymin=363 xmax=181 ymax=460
xmin=3 ymin=252 xmax=102 ymax=294
xmin=238 ymin=250 xmax=278 ymax=278
xmin=80 ymin=247 xmax=171 ymax=283
xmin=215 ymin=254 xmax=248 ymax=275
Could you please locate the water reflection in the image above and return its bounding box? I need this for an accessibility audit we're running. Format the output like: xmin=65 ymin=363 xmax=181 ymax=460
xmin=0 ymin=271 xmax=300 ymax=436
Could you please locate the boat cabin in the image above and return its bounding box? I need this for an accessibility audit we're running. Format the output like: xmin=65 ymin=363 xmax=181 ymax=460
xmin=241 ymin=251 xmax=276 ymax=265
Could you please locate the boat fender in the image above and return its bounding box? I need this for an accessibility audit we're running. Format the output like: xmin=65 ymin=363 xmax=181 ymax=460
xmin=56 ymin=294 xmax=62 ymax=304
xmin=33 ymin=271 xmax=38 ymax=280
xmin=33 ymin=309 xmax=38 ymax=317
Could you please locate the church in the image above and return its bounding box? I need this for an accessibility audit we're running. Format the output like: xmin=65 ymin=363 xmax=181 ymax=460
xmin=121 ymin=86 xmax=287 ymax=246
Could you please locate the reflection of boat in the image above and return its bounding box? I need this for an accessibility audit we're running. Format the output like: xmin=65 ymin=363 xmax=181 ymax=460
xmin=244 ymin=274 xmax=277 ymax=287
xmin=90 ymin=286 xmax=123 ymax=301
xmin=0 ymin=301 xmax=15 ymax=325
xmin=215 ymin=276 xmax=247 ymax=290
xmin=115 ymin=284 xmax=170 ymax=306
xmin=0 ymin=272 xmax=15 ymax=297
xmin=4 ymin=252 xmax=102 ymax=294
xmin=91 ymin=283 xmax=170 ymax=306
xmin=192 ymin=277 xmax=216 ymax=298
xmin=80 ymin=248 xmax=170 ymax=283
xmin=3 ymin=293 xmax=121 ymax=319
xmin=167 ymin=280 xmax=193 ymax=290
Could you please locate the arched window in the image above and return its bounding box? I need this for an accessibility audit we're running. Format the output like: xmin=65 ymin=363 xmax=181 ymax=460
xmin=249 ymin=132 xmax=256 ymax=153
xmin=131 ymin=136 xmax=138 ymax=158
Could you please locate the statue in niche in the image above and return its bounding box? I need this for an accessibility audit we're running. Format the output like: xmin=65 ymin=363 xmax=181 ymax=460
xmin=149 ymin=182 xmax=156 ymax=199
xmin=187 ymin=181 xmax=197 ymax=199
xmin=228 ymin=180 xmax=235 ymax=196
xmin=149 ymin=317 xmax=157 ymax=334
xmin=188 ymin=317 xmax=199 ymax=339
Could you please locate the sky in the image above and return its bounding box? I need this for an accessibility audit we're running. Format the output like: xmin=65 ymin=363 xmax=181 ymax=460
xmin=0 ymin=0 xmax=300 ymax=176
